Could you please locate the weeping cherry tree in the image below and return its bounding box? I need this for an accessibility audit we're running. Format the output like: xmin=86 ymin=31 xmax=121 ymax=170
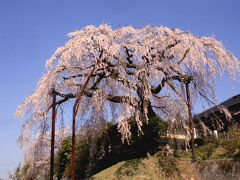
xmin=16 ymin=24 xmax=240 ymax=178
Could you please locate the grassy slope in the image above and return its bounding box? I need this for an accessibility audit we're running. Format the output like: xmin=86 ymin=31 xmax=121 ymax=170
xmin=89 ymin=155 xmax=198 ymax=180
xmin=89 ymin=143 xmax=240 ymax=180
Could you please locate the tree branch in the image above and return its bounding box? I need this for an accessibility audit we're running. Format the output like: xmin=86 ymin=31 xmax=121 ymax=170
xmin=50 ymin=90 xmax=140 ymax=110
xmin=167 ymin=82 xmax=187 ymax=104
xmin=151 ymin=75 xmax=184 ymax=94
xmin=124 ymin=46 xmax=133 ymax=64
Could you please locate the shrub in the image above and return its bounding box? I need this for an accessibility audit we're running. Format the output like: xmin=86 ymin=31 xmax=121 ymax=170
xmin=158 ymin=156 xmax=180 ymax=177
xmin=220 ymin=123 xmax=240 ymax=158
xmin=196 ymin=143 xmax=217 ymax=160
xmin=194 ymin=135 xmax=219 ymax=160
xmin=195 ymin=123 xmax=240 ymax=160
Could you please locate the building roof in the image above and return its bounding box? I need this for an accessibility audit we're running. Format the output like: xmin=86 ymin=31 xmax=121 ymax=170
xmin=196 ymin=94 xmax=240 ymax=117
xmin=193 ymin=94 xmax=240 ymax=135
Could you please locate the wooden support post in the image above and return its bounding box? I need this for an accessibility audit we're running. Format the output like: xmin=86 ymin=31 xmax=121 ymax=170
xmin=50 ymin=90 xmax=56 ymax=180
xmin=71 ymin=65 xmax=96 ymax=180
xmin=185 ymin=82 xmax=196 ymax=161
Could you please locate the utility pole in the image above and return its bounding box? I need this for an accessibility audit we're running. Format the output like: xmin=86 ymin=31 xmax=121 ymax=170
xmin=71 ymin=65 xmax=96 ymax=180
xmin=50 ymin=89 xmax=56 ymax=180
xmin=185 ymin=81 xmax=196 ymax=161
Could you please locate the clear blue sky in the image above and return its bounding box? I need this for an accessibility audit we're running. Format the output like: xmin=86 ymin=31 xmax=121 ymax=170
xmin=0 ymin=0 xmax=239 ymax=179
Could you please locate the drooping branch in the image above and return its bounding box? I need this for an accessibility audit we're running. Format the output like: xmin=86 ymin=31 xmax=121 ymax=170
xmin=167 ymin=82 xmax=188 ymax=104
xmin=159 ymin=40 xmax=181 ymax=59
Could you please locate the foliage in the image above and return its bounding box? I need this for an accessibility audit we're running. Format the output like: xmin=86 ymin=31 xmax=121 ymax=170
xmin=9 ymin=164 xmax=21 ymax=180
xmin=9 ymin=163 xmax=37 ymax=180
xmin=54 ymin=136 xmax=72 ymax=179
xmin=196 ymin=142 xmax=218 ymax=160
xmin=227 ymin=123 xmax=240 ymax=138
xmin=54 ymin=135 xmax=91 ymax=180
xmin=221 ymin=138 xmax=240 ymax=158
xmin=220 ymin=123 xmax=240 ymax=158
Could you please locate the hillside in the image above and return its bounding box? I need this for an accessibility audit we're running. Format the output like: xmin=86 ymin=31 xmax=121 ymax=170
xmin=89 ymin=155 xmax=240 ymax=180
xmin=89 ymin=155 xmax=194 ymax=180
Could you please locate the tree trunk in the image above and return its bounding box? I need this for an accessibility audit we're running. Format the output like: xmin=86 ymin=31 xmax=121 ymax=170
xmin=147 ymin=103 xmax=156 ymax=119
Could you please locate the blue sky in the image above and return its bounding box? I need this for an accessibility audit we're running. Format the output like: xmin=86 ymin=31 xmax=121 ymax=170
xmin=0 ymin=0 xmax=239 ymax=179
